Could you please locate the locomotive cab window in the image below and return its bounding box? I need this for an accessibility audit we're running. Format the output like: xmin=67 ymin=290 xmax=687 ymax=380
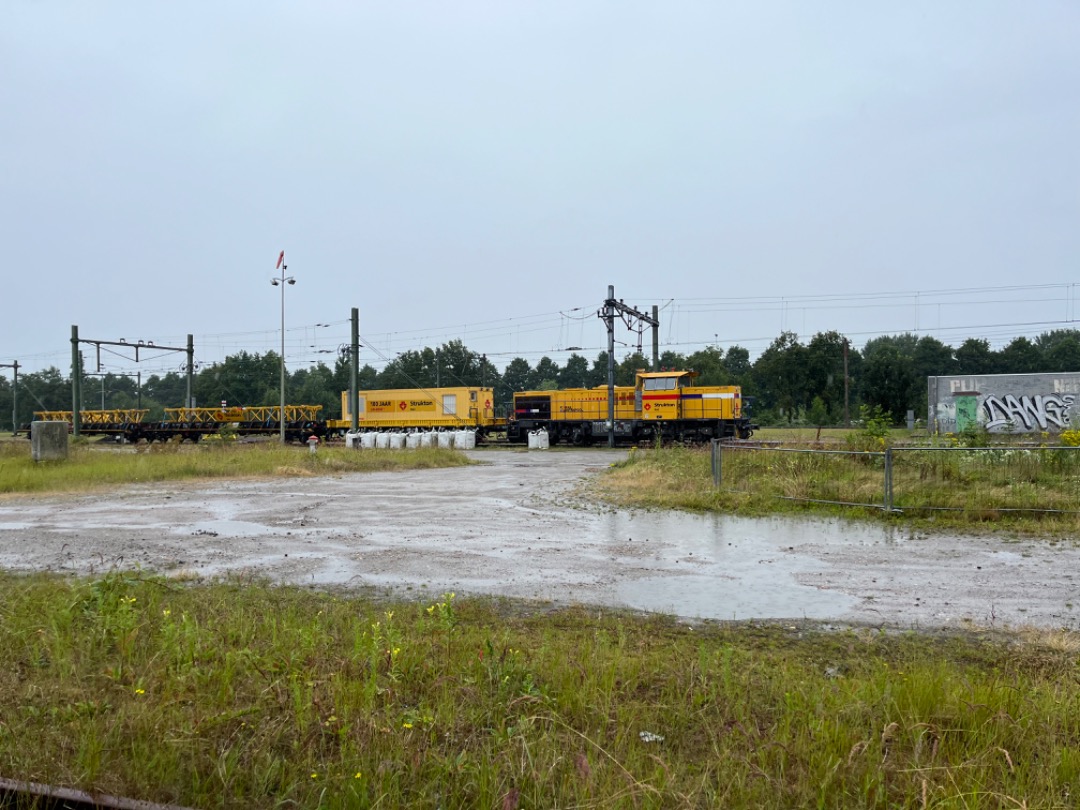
xmin=643 ymin=377 xmax=678 ymax=391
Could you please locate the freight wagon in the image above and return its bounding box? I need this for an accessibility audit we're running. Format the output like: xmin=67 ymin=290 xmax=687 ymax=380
xmin=507 ymin=370 xmax=755 ymax=445
xmin=326 ymin=386 xmax=505 ymax=438
xmin=27 ymin=405 xmax=326 ymax=443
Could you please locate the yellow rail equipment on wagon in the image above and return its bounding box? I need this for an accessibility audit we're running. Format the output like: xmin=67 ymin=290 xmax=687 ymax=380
xmin=327 ymin=386 xmax=504 ymax=433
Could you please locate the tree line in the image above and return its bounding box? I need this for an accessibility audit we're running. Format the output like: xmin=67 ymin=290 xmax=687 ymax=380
xmin=3 ymin=330 xmax=1080 ymax=431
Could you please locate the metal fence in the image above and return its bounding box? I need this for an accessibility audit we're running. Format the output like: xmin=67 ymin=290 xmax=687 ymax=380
xmin=711 ymin=441 xmax=1080 ymax=514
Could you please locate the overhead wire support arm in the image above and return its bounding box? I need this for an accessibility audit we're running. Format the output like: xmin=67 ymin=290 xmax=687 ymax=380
xmin=70 ymin=325 xmax=195 ymax=437
xmin=597 ymin=285 xmax=661 ymax=448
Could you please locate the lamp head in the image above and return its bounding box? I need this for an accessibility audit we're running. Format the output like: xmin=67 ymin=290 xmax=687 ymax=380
xmin=287 ymin=278 xmax=296 ymax=285
xmin=271 ymin=278 xmax=279 ymax=286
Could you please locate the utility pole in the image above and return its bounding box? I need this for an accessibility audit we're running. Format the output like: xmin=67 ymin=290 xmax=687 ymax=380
xmin=186 ymin=334 xmax=194 ymax=413
xmin=350 ymin=307 xmax=359 ymax=432
xmin=598 ymin=285 xmax=660 ymax=448
xmin=843 ymin=337 xmax=850 ymax=428
xmin=0 ymin=360 xmax=18 ymax=435
xmin=652 ymin=305 xmax=659 ymax=371
xmin=71 ymin=325 xmax=81 ymax=437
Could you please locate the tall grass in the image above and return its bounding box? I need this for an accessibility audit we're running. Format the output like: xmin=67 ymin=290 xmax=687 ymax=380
xmin=0 ymin=441 xmax=472 ymax=494
xmin=596 ymin=445 xmax=1080 ymax=535
xmin=1 ymin=573 xmax=1077 ymax=808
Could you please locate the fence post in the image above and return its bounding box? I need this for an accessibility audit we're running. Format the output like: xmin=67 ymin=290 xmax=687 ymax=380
xmin=711 ymin=439 xmax=721 ymax=488
xmin=884 ymin=447 xmax=893 ymax=512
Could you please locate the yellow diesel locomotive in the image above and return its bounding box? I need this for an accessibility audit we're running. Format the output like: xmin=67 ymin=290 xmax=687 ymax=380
xmin=507 ymin=370 xmax=754 ymax=445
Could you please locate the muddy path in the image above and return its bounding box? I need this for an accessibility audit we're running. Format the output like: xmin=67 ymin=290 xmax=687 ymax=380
xmin=1 ymin=449 xmax=1078 ymax=630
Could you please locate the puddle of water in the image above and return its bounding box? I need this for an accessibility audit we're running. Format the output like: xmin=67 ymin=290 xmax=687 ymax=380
xmin=618 ymin=574 xmax=856 ymax=620
xmin=987 ymin=551 xmax=1025 ymax=564
xmin=183 ymin=520 xmax=286 ymax=538
xmin=598 ymin=511 xmax=912 ymax=550
xmin=601 ymin=512 xmax=888 ymax=619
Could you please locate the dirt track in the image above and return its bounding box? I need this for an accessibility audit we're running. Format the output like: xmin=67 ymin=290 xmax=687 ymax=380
xmin=1 ymin=449 xmax=1078 ymax=629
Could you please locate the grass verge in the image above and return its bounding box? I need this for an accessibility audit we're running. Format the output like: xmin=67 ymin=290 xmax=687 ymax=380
xmin=593 ymin=445 xmax=1080 ymax=537
xmin=1 ymin=573 xmax=1078 ymax=808
xmin=0 ymin=441 xmax=472 ymax=495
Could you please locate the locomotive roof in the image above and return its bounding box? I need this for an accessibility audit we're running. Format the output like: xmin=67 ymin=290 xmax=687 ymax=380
xmin=636 ymin=370 xmax=699 ymax=379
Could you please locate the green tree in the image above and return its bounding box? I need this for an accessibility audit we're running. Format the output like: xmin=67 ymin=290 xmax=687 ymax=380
xmin=293 ymin=363 xmax=338 ymax=414
xmin=377 ymin=350 xmax=427 ymax=389
xmin=803 ymin=331 xmax=849 ymax=417
xmin=502 ymin=358 xmax=533 ymax=392
xmin=684 ymin=347 xmax=730 ymax=385
xmin=430 ymin=340 xmax=478 ymax=386
xmin=909 ymin=335 xmax=957 ymax=414
xmin=998 ymin=336 xmax=1042 ymax=374
xmin=16 ymin=366 xmax=82 ymax=418
xmin=1032 ymin=330 xmax=1080 ymax=354
xmin=616 ymin=352 xmax=649 ymax=386
xmin=0 ymin=375 xmax=12 ymax=431
xmin=912 ymin=336 xmax=956 ymax=378
xmin=955 ymin=338 xmax=994 ymax=375
xmin=557 ymin=354 xmax=590 ymax=388
xmin=531 ymin=356 xmax=561 ymax=389
xmin=1044 ymin=336 xmax=1080 ymax=371
xmin=859 ymin=343 xmax=915 ymax=419
xmin=194 ymin=351 xmax=280 ymax=407
xmin=144 ymin=372 xmax=188 ymax=410
xmin=657 ymin=350 xmax=687 ymax=372
xmin=751 ymin=332 xmax=808 ymax=422
xmin=723 ymin=345 xmax=751 ymax=380
xmin=587 ymin=353 xmax=610 ymax=387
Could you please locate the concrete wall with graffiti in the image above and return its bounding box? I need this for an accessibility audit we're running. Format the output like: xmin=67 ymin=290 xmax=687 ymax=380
xmin=928 ymin=373 xmax=1080 ymax=434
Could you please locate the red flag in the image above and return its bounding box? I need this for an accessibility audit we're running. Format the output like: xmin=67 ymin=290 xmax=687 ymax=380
xmin=276 ymin=250 xmax=285 ymax=270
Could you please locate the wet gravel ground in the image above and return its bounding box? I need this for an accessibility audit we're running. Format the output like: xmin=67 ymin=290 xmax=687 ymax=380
xmin=1 ymin=448 xmax=1079 ymax=630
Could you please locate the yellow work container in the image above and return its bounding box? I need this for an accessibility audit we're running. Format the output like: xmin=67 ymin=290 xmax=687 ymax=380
xmin=336 ymin=387 xmax=497 ymax=430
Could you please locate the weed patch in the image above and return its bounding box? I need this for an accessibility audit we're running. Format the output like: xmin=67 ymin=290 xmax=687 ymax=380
xmin=596 ymin=445 xmax=1080 ymax=536
xmin=0 ymin=574 xmax=1078 ymax=807
xmin=0 ymin=442 xmax=472 ymax=494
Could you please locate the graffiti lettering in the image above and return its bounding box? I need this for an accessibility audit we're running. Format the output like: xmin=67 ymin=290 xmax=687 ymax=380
xmin=982 ymin=393 xmax=1075 ymax=431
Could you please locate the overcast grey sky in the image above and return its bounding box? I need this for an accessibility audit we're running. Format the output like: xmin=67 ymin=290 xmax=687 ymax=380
xmin=3 ymin=1 xmax=1079 ymax=377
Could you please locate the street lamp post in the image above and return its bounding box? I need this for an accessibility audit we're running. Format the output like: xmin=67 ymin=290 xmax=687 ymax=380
xmin=271 ymin=251 xmax=295 ymax=443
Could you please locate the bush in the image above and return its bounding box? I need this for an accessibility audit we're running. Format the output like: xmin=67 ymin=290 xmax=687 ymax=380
xmin=845 ymin=404 xmax=891 ymax=451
